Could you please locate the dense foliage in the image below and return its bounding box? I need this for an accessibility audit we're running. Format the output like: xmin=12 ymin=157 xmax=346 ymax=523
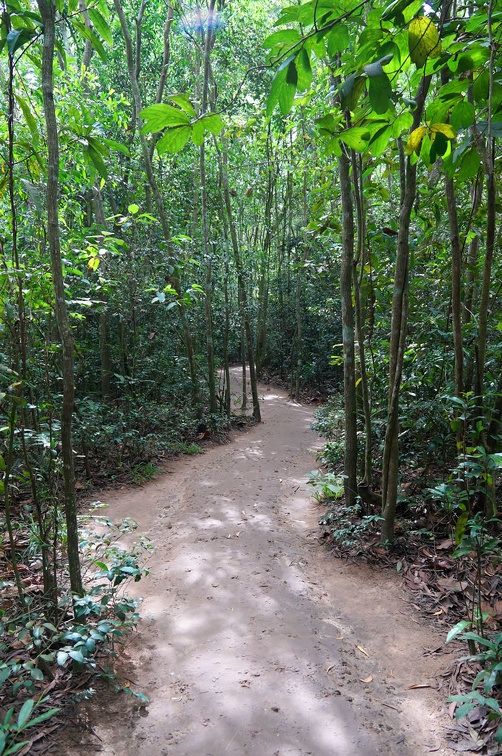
xmin=0 ymin=0 xmax=500 ymax=749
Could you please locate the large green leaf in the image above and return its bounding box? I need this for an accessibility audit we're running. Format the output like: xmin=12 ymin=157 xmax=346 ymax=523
xmin=295 ymin=48 xmax=312 ymax=92
xmin=266 ymin=57 xmax=297 ymax=116
xmin=102 ymin=138 xmax=130 ymax=156
xmin=326 ymin=24 xmax=349 ymax=55
xmin=168 ymin=94 xmax=196 ymax=118
xmin=263 ymin=28 xmax=301 ymax=50
xmin=7 ymin=28 xmax=36 ymax=55
xmin=368 ymin=124 xmax=393 ymax=156
xmin=72 ymin=19 xmax=107 ymax=61
xmin=368 ymin=73 xmax=392 ymax=114
xmin=339 ymin=127 xmax=371 ymax=151
xmin=156 ymin=125 xmax=192 ymax=155
xmin=340 ymin=74 xmax=366 ymax=111
xmin=139 ymin=104 xmax=190 ymax=134
xmin=88 ymin=8 xmax=112 ymax=46
xmin=201 ymin=113 xmax=224 ymax=137
xmin=15 ymin=94 xmax=39 ymax=144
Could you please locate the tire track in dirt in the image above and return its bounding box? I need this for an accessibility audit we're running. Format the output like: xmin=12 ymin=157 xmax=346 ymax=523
xmin=55 ymin=375 xmax=455 ymax=755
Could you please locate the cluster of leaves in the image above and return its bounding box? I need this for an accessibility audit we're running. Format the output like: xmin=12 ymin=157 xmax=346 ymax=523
xmin=0 ymin=513 xmax=150 ymax=752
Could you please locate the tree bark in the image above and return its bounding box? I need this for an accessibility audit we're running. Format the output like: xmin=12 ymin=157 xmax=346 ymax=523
xmin=381 ymin=75 xmax=431 ymax=543
xmin=338 ymin=149 xmax=357 ymax=507
xmin=38 ymin=0 xmax=83 ymax=597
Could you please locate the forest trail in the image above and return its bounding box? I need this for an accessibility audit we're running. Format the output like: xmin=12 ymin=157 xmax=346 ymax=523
xmin=57 ymin=371 xmax=455 ymax=756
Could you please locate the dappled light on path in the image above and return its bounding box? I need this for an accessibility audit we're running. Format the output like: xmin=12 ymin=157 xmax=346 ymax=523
xmin=62 ymin=373 xmax=453 ymax=756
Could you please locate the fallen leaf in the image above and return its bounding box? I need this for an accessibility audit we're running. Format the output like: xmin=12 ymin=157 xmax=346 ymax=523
xmin=326 ymin=664 xmax=335 ymax=673
xmin=235 ymin=532 xmax=241 ymax=537
xmin=408 ymin=683 xmax=431 ymax=689
xmin=355 ymin=644 xmax=369 ymax=657
xmin=360 ymin=675 xmax=373 ymax=683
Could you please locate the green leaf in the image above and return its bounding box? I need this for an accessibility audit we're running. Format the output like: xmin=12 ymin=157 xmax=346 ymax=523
xmin=392 ymin=111 xmax=413 ymax=137
xmin=72 ymin=20 xmax=107 ymax=61
xmin=168 ymin=94 xmax=196 ymax=118
xmin=369 ymin=124 xmax=393 ymax=156
xmin=200 ymin=113 xmax=224 ymax=136
xmin=446 ymin=620 xmax=471 ymax=644
xmin=14 ymin=94 xmax=39 ymax=144
xmin=327 ymin=24 xmax=349 ymax=56
xmin=17 ymin=699 xmax=35 ymax=730
xmin=368 ymin=73 xmax=392 ymax=114
xmin=21 ymin=707 xmax=59 ymax=730
xmin=267 ymin=54 xmax=298 ymax=116
xmin=57 ymin=650 xmax=70 ymax=666
xmin=87 ymin=8 xmax=112 ymax=46
xmin=340 ymin=74 xmax=366 ymax=111
xmin=263 ymin=28 xmax=301 ymax=50
xmin=455 ymin=510 xmax=469 ymax=545
xmin=86 ymin=137 xmax=108 ymax=179
xmin=102 ymin=138 xmax=130 ymax=156
xmin=69 ymin=650 xmax=85 ymax=664
xmin=408 ymin=17 xmax=441 ymax=68
xmin=156 ymin=125 xmax=192 ymax=155
xmin=364 ymin=54 xmax=394 ymax=78
xmin=128 ymin=204 xmax=139 ymax=215
xmin=450 ymin=100 xmax=475 ymax=130
xmin=191 ymin=119 xmax=205 ymax=146
xmin=140 ymin=104 xmax=190 ymax=134
xmin=473 ymin=70 xmax=489 ymax=103
xmin=339 ymin=127 xmax=370 ymax=151
xmin=295 ymin=48 xmax=312 ymax=92
xmin=7 ymin=28 xmax=36 ymax=55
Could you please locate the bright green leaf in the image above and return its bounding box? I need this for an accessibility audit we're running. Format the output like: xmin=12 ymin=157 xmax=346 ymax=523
xmin=327 ymin=24 xmax=349 ymax=56
xmin=88 ymin=8 xmax=113 ymax=46
xmin=191 ymin=119 xmax=204 ymax=146
xmin=263 ymin=28 xmax=301 ymax=50
xmin=168 ymin=94 xmax=196 ymax=118
xmin=339 ymin=127 xmax=371 ymax=151
xmin=295 ymin=48 xmax=312 ymax=92
xmin=140 ymin=104 xmax=190 ymax=134
xmin=156 ymin=125 xmax=192 ymax=155
xmin=200 ymin=113 xmax=224 ymax=136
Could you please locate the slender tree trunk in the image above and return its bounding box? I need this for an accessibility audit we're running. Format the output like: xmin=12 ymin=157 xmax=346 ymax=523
xmin=200 ymin=1 xmax=217 ymax=415
xmin=219 ymin=140 xmax=261 ymax=422
xmin=338 ymin=149 xmax=357 ymax=507
xmin=38 ymin=0 xmax=83 ymax=596
xmin=351 ymin=150 xmax=372 ymax=485
xmin=381 ymin=76 xmax=432 ymax=543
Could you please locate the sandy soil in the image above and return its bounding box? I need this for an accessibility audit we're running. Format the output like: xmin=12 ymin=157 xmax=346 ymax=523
xmin=55 ymin=373 xmax=456 ymax=755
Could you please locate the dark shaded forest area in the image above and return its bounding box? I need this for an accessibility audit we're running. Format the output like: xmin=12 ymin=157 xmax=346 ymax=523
xmin=0 ymin=0 xmax=501 ymax=751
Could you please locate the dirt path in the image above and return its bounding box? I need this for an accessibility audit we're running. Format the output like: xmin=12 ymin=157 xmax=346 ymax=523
xmin=57 ymin=375 xmax=455 ymax=755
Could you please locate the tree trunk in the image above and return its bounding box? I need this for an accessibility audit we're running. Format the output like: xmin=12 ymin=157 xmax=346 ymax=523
xmin=38 ymin=0 xmax=83 ymax=597
xmin=219 ymin=139 xmax=261 ymax=422
xmin=338 ymin=149 xmax=357 ymax=507
xmin=381 ymin=75 xmax=431 ymax=543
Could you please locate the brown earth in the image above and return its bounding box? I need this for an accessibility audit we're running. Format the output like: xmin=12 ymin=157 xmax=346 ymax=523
xmin=53 ymin=371 xmax=456 ymax=756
